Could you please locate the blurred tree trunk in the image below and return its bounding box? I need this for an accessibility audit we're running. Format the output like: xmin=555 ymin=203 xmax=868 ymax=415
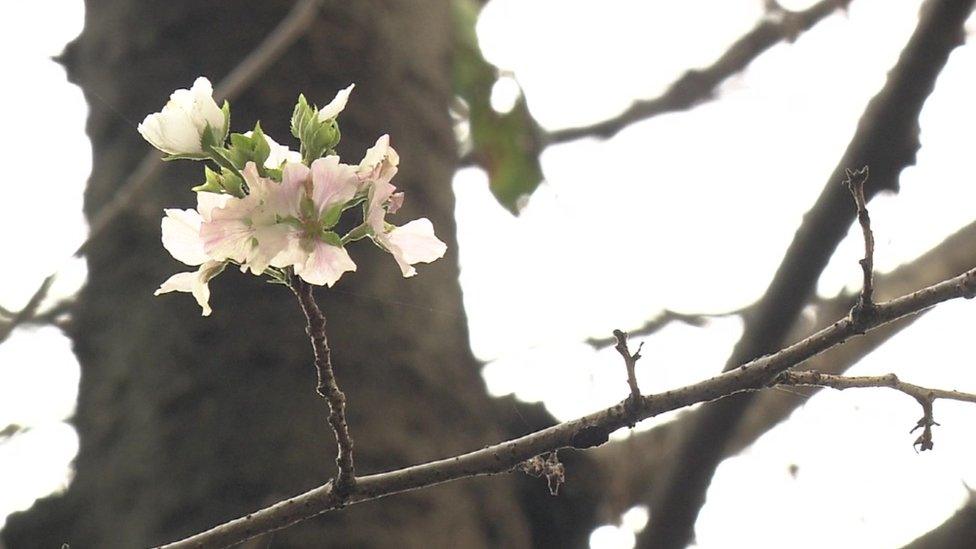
xmin=4 ymin=0 xmax=597 ymax=547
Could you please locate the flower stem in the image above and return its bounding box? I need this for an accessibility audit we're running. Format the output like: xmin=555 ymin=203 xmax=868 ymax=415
xmin=289 ymin=273 xmax=356 ymax=495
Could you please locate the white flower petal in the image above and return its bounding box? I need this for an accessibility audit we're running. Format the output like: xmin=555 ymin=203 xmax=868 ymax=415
xmin=196 ymin=192 xmax=233 ymax=222
xmin=310 ymin=156 xmax=359 ymax=214
xmin=317 ymin=84 xmax=355 ymax=121
xmin=385 ymin=218 xmax=447 ymax=277
xmin=357 ymin=134 xmax=399 ymax=188
xmin=154 ymin=261 xmax=225 ymax=316
xmin=296 ymin=241 xmax=357 ymax=287
xmin=190 ymin=77 xmax=225 ymax=136
xmin=244 ymin=224 xmax=291 ymax=275
xmin=161 ymin=208 xmax=208 ymax=266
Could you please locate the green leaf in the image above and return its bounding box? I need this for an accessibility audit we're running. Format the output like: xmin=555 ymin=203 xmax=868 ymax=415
xmin=453 ymin=0 xmax=544 ymax=214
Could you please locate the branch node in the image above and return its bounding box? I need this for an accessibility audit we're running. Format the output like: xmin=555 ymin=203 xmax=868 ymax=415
xmin=612 ymin=329 xmax=644 ymax=425
xmin=516 ymin=452 xmax=565 ymax=496
xmin=910 ymin=394 xmax=939 ymax=452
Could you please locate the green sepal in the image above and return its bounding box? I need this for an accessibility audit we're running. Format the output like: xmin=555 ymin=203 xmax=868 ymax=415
xmin=251 ymin=123 xmax=271 ymax=168
xmin=200 ymin=124 xmax=222 ymax=151
xmin=320 ymin=202 xmax=344 ymax=229
xmin=291 ymin=94 xmax=314 ymax=140
xmin=162 ymin=152 xmax=209 ymax=161
xmin=320 ymin=231 xmax=342 ymax=247
xmin=222 ymin=122 xmax=272 ymax=173
xmin=265 ymin=167 xmax=283 ymax=181
xmin=192 ymin=166 xmax=244 ymax=197
xmin=220 ymin=100 xmax=231 ymax=143
xmin=340 ymin=222 xmax=371 ymax=245
xmin=300 ymin=195 xmax=317 ymax=220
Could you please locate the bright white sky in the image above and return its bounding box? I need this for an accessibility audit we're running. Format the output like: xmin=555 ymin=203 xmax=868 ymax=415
xmin=2 ymin=1 xmax=976 ymax=547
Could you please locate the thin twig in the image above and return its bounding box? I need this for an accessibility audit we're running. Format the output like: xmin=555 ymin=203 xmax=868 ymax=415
xmin=155 ymin=265 xmax=976 ymax=549
xmin=586 ymin=308 xmax=742 ymax=348
xmin=612 ymin=329 xmax=644 ymax=423
xmin=844 ymin=165 xmax=875 ymax=317
xmin=1 ymin=0 xmax=324 ymax=341
xmin=290 ymin=275 xmax=356 ymax=496
xmin=775 ymin=370 xmax=976 ymax=451
xmin=544 ymin=0 xmax=850 ymax=145
xmin=0 ymin=275 xmax=54 ymax=344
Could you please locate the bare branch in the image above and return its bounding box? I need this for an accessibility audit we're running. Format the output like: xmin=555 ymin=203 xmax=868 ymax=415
xmin=545 ymin=0 xmax=850 ymax=145
xmin=1 ymin=0 xmax=324 ymax=341
xmin=0 ymin=275 xmax=54 ymax=344
xmin=0 ymin=423 xmax=29 ymax=446
xmin=290 ymin=275 xmax=356 ymax=495
xmin=155 ymin=265 xmax=976 ymax=549
xmin=590 ymin=216 xmax=976 ymax=520
xmin=586 ymin=308 xmax=741 ymax=348
xmin=775 ymin=370 xmax=976 ymax=450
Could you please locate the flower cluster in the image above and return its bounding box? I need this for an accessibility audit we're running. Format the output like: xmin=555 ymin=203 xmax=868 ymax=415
xmin=139 ymin=78 xmax=447 ymax=316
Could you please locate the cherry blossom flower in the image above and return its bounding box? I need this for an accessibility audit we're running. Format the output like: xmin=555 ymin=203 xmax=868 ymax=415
xmin=199 ymin=163 xmax=291 ymax=275
xmin=148 ymin=79 xmax=447 ymax=314
xmin=357 ymin=134 xmax=400 ymax=190
xmin=270 ymin=157 xmax=360 ymax=286
xmin=138 ymin=77 xmax=226 ymax=156
xmin=365 ymin=178 xmax=447 ymax=277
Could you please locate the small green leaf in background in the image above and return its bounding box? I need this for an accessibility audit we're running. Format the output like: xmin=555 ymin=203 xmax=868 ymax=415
xmin=454 ymin=0 xmax=544 ymax=214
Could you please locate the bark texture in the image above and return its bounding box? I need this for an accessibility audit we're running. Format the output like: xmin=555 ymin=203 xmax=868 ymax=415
xmin=3 ymin=1 xmax=598 ymax=547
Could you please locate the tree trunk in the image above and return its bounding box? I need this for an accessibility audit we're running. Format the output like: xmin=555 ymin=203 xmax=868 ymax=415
xmin=3 ymin=1 xmax=598 ymax=547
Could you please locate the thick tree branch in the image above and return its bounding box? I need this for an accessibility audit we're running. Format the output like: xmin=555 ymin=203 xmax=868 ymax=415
xmin=545 ymin=0 xmax=849 ymax=145
xmin=290 ymin=276 xmax=356 ymax=495
xmin=0 ymin=0 xmax=323 ymax=343
xmin=155 ymin=265 xmax=976 ymax=549
xmin=641 ymin=1 xmax=975 ymax=546
xmin=902 ymin=488 xmax=976 ymax=548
